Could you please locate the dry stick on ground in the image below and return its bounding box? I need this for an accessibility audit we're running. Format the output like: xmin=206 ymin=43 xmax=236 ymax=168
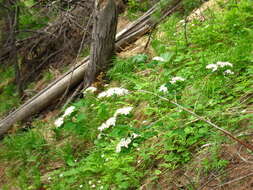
xmin=139 ymin=90 xmax=253 ymax=152
xmin=212 ymin=172 xmax=253 ymax=189
xmin=197 ymin=164 xmax=245 ymax=190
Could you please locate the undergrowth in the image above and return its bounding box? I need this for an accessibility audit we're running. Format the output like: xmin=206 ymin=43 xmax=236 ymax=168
xmin=1 ymin=0 xmax=253 ymax=189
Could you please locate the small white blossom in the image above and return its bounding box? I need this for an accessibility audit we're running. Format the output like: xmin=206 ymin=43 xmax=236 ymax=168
xmin=98 ymin=180 xmax=101 ymax=184
xmin=98 ymin=117 xmax=117 ymax=132
xmin=100 ymin=186 xmax=104 ymax=189
xmin=92 ymin=184 xmax=96 ymax=188
xmin=116 ymin=138 xmax=132 ymax=153
xmin=54 ymin=117 xmax=64 ymax=127
xmin=101 ymin=154 xmax=105 ymax=158
xmin=179 ymin=19 xmax=185 ymax=24
xmin=79 ymin=185 xmax=83 ymax=188
xmin=48 ymin=177 xmax=52 ymax=181
xmin=59 ymin=174 xmax=63 ymax=178
xmin=224 ymin=69 xmax=234 ymax=75
xmin=88 ymin=181 xmax=92 ymax=185
xmin=114 ymin=107 xmax=133 ymax=117
xmin=137 ymin=160 xmax=141 ymax=164
xmin=216 ymin=61 xmax=233 ymax=68
xmin=170 ymin=77 xmax=185 ymax=84
xmin=159 ymin=84 xmax=168 ymax=93
xmin=131 ymin=133 xmax=140 ymax=139
xmin=206 ymin=64 xmax=218 ymax=72
xmin=98 ymin=88 xmax=129 ymax=98
xmin=85 ymin=86 xmax=97 ymax=93
xmin=142 ymin=120 xmax=148 ymax=124
xmin=97 ymin=134 xmax=102 ymax=139
xmin=106 ymin=117 xmax=116 ymax=127
xmin=137 ymin=148 xmax=140 ymax=151
xmin=63 ymin=106 xmax=75 ymax=117
xmin=152 ymin=56 xmax=165 ymax=62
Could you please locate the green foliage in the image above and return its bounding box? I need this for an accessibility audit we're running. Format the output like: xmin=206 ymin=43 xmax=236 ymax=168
xmin=1 ymin=0 xmax=253 ymax=189
xmin=0 ymin=66 xmax=20 ymax=117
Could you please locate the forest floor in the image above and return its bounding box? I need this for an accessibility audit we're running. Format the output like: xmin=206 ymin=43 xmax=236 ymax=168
xmin=0 ymin=0 xmax=253 ymax=190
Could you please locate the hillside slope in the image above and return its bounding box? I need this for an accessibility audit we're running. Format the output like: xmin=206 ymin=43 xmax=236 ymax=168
xmin=0 ymin=0 xmax=253 ymax=189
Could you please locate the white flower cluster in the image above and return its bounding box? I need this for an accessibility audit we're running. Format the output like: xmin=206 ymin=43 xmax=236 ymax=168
xmin=206 ymin=61 xmax=234 ymax=74
xmin=54 ymin=106 xmax=75 ymax=127
xmin=159 ymin=84 xmax=168 ymax=93
xmin=88 ymin=180 xmax=103 ymax=189
xmin=97 ymin=87 xmax=129 ymax=98
xmin=98 ymin=117 xmax=116 ymax=132
xmin=116 ymin=133 xmax=140 ymax=153
xmin=114 ymin=106 xmax=133 ymax=117
xmin=98 ymin=107 xmax=133 ymax=132
xmin=170 ymin=76 xmax=185 ymax=84
xmin=84 ymin=86 xmax=97 ymax=93
xmin=223 ymin=69 xmax=234 ymax=75
xmin=152 ymin=56 xmax=165 ymax=62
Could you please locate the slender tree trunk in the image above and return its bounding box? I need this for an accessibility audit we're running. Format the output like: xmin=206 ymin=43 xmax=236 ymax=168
xmin=4 ymin=0 xmax=22 ymax=94
xmin=84 ymin=0 xmax=118 ymax=86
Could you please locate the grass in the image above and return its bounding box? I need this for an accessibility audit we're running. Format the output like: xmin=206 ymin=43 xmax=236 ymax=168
xmin=1 ymin=0 xmax=253 ymax=189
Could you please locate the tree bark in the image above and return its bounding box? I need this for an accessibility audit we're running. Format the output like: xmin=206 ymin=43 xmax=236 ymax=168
xmin=84 ymin=0 xmax=118 ymax=87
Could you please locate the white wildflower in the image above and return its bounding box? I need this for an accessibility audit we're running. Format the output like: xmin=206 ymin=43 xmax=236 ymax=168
xmin=142 ymin=120 xmax=148 ymax=124
xmin=59 ymin=174 xmax=63 ymax=178
xmin=79 ymin=185 xmax=83 ymax=188
xmin=54 ymin=117 xmax=64 ymax=127
xmin=98 ymin=117 xmax=116 ymax=132
xmin=97 ymin=134 xmax=102 ymax=139
xmin=179 ymin=19 xmax=185 ymax=24
xmin=88 ymin=181 xmax=92 ymax=185
xmin=206 ymin=64 xmax=218 ymax=72
xmin=101 ymin=154 xmax=105 ymax=158
xmin=97 ymin=91 xmax=107 ymax=98
xmin=48 ymin=177 xmax=51 ymax=181
xmin=137 ymin=160 xmax=141 ymax=164
xmin=216 ymin=61 xmax=233 ymax=68
xmin=100 ymin=186 xmax=104 ymax=189
xmin=116 ymin=138 xmax=132 ymax=153
xmin=131 ymin=133 xmax=140 ymax=139
xmin=85 ymin=86 xmax=97 ymax=93
xmin=63 ymin=106 xmax=75 ymax=117
xmin=224 ymin=69 xmax=234 ymax=75
xmin=98 ymin=180 xmax=101 ymax=184
xmin=105 ymin=158 xmax=109 ymax=161
xmin=105 ymin=117 xmax=116 ymax=127
xmin=152 ymin=56 xmax=165 ymax=62
xmin=114 ymin=107 xmax=133 ymax=117
xmin=98 ymin=87 xmax=129 ymax=98
xmin=92 ymin=184 xmax=96 ymax=188
xmin=159 ymin=84 xmax=168 ymax=93
xmin=137 ymin=148 xmax=140 ymax=151
xmin=170 ymin=76 xmax=185 ymax=84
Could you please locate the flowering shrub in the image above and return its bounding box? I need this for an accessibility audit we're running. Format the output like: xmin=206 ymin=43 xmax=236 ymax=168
xmin=97 ymin=87 xmax=129 ymax=98
xmin=206 ymin=61 xmax=234 ymax=75
xmin=54 ymin=106 xmax=75 ymax=127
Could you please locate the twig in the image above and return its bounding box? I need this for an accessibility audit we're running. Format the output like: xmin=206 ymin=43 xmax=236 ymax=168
xmin=213 ymin=172 xmax=253 ymax=189
xmin=236 ymin=146 xmax=253 ymax=164
xmin=58 ymin=11 xmax=93 ymax=105
xmin=198 ymin=164 xmax=243 ymax=190
xmin=63 ymin=82 xmax=83 ymax=108
xmin=138 ymin=90 xmax=253 ymax=152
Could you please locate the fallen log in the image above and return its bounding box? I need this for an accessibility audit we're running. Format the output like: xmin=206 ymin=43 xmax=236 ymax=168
xmin=0 ymin=0 xmax=181 ymax=137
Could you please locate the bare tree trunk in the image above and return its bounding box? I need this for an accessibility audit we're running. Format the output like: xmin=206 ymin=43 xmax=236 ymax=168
xmin=84 ymin=0 xmax=118 ymax=87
